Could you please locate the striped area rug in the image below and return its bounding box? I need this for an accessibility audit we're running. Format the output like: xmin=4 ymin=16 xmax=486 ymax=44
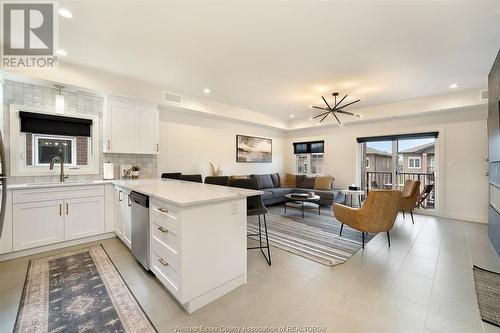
xmin=247 ymin=204 xmax=375 ymax=266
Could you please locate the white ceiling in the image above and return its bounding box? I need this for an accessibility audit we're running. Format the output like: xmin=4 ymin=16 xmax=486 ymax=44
xmin=59 ymin=1 xmax=500 ymax=120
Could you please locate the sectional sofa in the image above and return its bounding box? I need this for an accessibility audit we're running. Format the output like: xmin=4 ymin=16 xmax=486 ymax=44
xmin=248 ymin=173 xmax=343 ymax=206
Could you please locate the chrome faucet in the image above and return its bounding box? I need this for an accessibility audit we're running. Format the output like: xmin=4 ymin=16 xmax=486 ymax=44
xmin=49 ymin=156 xmax=68 ymax=182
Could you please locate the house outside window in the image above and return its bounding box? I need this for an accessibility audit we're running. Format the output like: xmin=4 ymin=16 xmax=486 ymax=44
xmin=408 ymin=156 xmax=421 ymax=169
xmin=365 ymin=157 xmax=370 ymax=169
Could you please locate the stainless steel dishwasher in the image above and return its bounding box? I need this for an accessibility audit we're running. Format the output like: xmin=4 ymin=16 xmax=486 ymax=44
xmin=130 ymin=191 xmax=150 ymax=270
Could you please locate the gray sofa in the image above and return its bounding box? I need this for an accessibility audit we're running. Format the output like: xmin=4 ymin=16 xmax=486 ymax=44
xmin=250 ymin=173 xmax=343 ymax=206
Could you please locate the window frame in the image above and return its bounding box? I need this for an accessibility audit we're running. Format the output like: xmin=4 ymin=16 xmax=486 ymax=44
xmin=408 ymin=156 xmax=421 ymax=169
xmin=32 ymin=134 xmax=78 ymax=166
xmin=9 ymin=104 xmax=100 ymax=176
xmin=296 ymin=153 xmax=324 ymax=176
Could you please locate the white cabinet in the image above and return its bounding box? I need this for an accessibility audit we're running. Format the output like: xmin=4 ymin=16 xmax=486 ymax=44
xmin=11 ymin=185 xmax=106 ymax=252
xmin=0 ymin=189 xmax=12 ymax=254
xmin=64 ymin=196 xmax=105 ymax=240
xmin=114 ymin=186 xmax=131 ymax=248
xmin=104 ymin=96 xmax=159 ymax=154
xmin=13 ymin=200 xmax=65 ymax=251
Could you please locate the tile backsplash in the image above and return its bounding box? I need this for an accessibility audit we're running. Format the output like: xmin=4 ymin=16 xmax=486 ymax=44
xmin=2 ymin=79 xmax=158 ymax=184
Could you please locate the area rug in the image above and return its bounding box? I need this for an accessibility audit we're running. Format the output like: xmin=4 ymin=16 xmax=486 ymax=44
xmin=473 ymin=265 xmax=500 ymax=327
xmin=14 ymin=245 xmax=157 ymax=333
xmin=247 ymin=204 xmax=375 ymax=266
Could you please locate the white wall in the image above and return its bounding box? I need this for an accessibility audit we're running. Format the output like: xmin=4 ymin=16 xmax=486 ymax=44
xmin=158 ymin=107 xmax=286 ymax=177
xmin=285 ymin=106 xmax=490 ymax=223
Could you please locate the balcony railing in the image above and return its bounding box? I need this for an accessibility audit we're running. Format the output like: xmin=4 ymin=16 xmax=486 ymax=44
xmin=365 ymin=171 xmax=435 ymax=209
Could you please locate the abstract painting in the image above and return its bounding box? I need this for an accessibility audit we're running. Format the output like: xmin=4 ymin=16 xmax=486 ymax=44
xmin=236 ymin=135 xmax=272 ymax=163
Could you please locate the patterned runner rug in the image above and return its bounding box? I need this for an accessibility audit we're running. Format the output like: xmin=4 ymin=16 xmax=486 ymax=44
xmin=247 ymin=204 xmax=375 ymax=266
xmin=14 ymin=245 xmax=156 ymax=333
xmin=473 ymin=265 xmax=500 ymax=327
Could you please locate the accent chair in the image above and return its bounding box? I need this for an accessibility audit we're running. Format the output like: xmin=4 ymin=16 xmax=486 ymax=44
xmin=399 ymin=179 xmax=421 ymax=224
xmin=333 ymin=189 xmax=402 ymax=248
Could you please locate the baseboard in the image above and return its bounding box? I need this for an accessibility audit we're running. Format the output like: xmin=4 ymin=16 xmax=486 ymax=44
xmin=182 ymin=273 xmax=247 ymax=314
xmin=0 ymin=232 xmax=116 ymax=262
xmin=437 ymin=212 xmax=487 ymax=224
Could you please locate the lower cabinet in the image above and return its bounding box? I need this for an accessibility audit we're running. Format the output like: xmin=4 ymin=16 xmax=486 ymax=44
xmin=11 ymin=185 xmax=106 ymax=252
xmin=114 ymin=186 xmax=132 ymax=248
xmin=13 ymin=200 xmax=65 ymax=251
xmin=64 ymin=197 xmax=105 ymax=241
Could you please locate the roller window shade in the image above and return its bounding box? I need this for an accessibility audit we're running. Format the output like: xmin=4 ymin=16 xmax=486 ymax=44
xmin=293 ymin=141 xmax=324 ymax=154
xmin=356 ymin=132 xmax=439 ymax=143
xmin=19 ymin=111 xmax=92 ymax=137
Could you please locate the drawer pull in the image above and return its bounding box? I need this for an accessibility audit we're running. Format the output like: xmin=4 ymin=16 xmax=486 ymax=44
xmin=158 ymin=258 xmax=168 ymax=267
xmin=158 ymin=226 xmax=168 ymax=234
xmin=157 ymin=207 xmax=168 ymax=214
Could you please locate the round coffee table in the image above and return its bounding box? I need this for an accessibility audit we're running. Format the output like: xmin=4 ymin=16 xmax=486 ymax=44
xmin=284 ymin=193 xmax=321 ymax=219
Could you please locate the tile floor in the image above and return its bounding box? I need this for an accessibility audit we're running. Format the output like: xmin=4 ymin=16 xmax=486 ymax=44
xmin=1 ymin=213 xmax=499 ymax=333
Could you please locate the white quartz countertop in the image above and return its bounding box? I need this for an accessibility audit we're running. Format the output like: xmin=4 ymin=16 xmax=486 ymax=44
xmin=113 ymin=179 xmax=263 ymax=207
xmin=7 ymin=179 xmax=114 ymax=190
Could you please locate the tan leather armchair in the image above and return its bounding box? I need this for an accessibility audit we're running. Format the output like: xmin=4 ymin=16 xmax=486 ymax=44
xmin=333 ymin=190 xmax=401 ymax=247
xmin=399 ymin=179 xmax=421 ymax=224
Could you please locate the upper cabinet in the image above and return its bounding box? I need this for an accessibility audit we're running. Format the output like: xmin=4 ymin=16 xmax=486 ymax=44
xmin=104 ymin=95 xmax=159 ymax=154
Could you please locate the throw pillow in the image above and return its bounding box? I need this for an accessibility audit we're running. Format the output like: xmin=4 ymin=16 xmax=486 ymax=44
xmin=295 ymin=175 xmax=306 ymax=188
xmin=270 ymin=173 xmax=281 ymax=188
xmin=314 ymin=176 xmax=333 ymax=190
xmin=284 ymin=173 xmax=296 ymax=188
xmin=302 ymin=176 xmax=316 ymax=189
xmin=252 ymin=174 xmax=274 ymax=189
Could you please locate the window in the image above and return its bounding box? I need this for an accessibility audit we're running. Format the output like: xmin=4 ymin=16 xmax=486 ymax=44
xmin=296 ymin=153 xmax=324 ymax=175
xmin=365 ymin=157 xmax=370 ymax=168
xmin=408 ymin=156 xmax=421 ymax=169
xmin=33 ymin=134 xmax=77 ymax=165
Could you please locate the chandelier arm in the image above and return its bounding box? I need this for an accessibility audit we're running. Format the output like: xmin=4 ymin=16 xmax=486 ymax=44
xmin=334 ymin=95 xmax=348 ymax=109
xmin=319 ymin=113 xmax=330 ymax=123
xmin=332 ymin=112 xmax=341 ymax=125
xmin=312 ymin=106 xmax=329 ymax=111
xmin=336 ymin=110 xmax=358 ymax=117
xmin=337 ymin=99 xmax=361 ymax=109
xmin=313 ymin=111 xmax=330 ymax=119
xmin=322 ymin=96 xmax=333 ymax=110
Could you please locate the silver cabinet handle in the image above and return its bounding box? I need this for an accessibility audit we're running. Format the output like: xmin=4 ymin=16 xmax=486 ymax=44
xmin=128 ymin=194 xmax=131 ymax=207
xmin=158 ymin=258 xmax=168 ymax=267
xmin=156 ymin=143 xmax=159 ymax=152
xmin=157 ymin=207 xmax=168 ymax=214
xmin=66 ymin=203 xmax=69 ymax=215
xmin=107 ymin=140 xmax=111 ymax=150
xmin=158 ymin=226 xmax=168 ymax=234
xmin=119 ymin=191 xmax=122 ymax=202
xmin=59 ymin=204 xmax=62 ymax=216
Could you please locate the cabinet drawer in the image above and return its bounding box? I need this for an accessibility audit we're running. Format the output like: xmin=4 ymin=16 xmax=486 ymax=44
xmin=14 ymin=185 xmax=104 ymax=204
xmin=150 ymin=200 xmax=180 ymax=233
xmin=151 ymin=217 xmax=180 ymax=256
xmin=150 ymin=248 xmax=181 ymax=299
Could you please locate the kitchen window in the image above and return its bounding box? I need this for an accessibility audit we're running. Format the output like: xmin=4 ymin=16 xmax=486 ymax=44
xmin=32 ymin=134 xmax=77 ymax=166
xmin=408 ymin=156 xmax=421 ymax=169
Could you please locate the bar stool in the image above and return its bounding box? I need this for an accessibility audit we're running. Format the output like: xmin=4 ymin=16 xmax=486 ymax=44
xmin=204 ymin=176 xmax=229 ymax=186
xmin=228 ymin=178 xmax=271 ymax=265
xmin=161 ymin=172 xmax=181 ymax=179
xmin=179 ymin=174 xmax=202 ymax=183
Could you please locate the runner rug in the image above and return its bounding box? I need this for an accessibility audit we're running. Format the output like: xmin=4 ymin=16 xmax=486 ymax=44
xmin=247 ymin=204 xmax=375 ymax=266
xmin=473 ymin=265 xmax=500 ymax=327
xmin=14 ymin=244 xmax=156 ymax=333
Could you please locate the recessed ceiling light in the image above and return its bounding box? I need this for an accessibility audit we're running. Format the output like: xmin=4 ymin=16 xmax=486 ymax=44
xmin=449 ymin=83 xmax=458 ymax=89
xmin=55 ymin=49 xmax=67 ymax=56
xmin=58 ymin=8 xmax=73 ymax=18
xmin=290 ymin=114 xmax=295 ymax=118
xmin=203 ymin=88 xmax=210 ymax=94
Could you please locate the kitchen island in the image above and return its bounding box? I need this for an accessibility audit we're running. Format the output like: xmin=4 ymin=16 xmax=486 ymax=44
xmin=113 ymin=178 xmax=261 ymax=313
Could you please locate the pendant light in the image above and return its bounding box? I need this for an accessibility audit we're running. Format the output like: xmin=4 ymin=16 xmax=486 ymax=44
xmin=54 ymin=84 xmax=65 ymax=114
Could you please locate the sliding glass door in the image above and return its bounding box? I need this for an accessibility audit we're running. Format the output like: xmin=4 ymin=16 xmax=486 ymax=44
xmin=360 ymin=133 xmax=437 ymax=210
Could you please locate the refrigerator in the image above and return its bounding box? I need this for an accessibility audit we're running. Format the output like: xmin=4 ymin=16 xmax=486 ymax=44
xmin=0 ymin=130 xmax=6 ymax=238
